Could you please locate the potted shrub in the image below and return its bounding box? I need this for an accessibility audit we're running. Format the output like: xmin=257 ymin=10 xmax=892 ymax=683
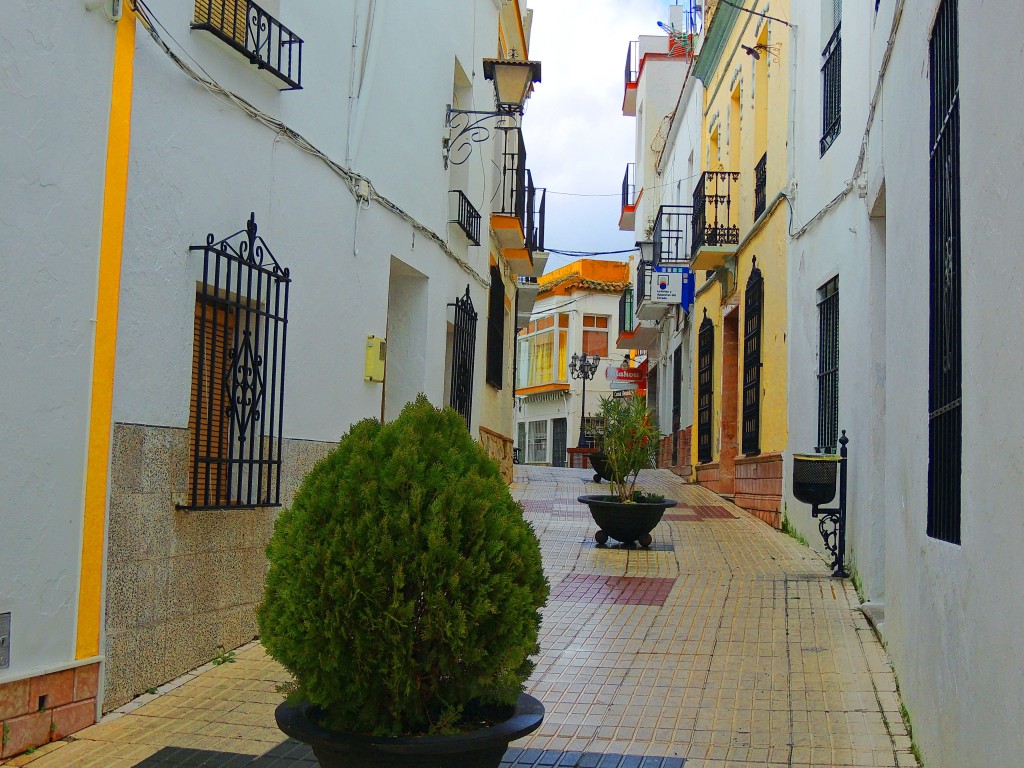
xmin=578 ymin=393 xmax=677 ymax=548
xmin=258 ymin=396 xmax=549 ymax=768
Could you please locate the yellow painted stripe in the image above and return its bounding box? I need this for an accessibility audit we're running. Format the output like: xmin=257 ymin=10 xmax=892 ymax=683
xmin=76 ymin=6 xmax=136 ymax=660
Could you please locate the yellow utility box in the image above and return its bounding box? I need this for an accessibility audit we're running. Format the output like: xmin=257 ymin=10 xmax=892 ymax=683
xmin=364 ymin=336 xmax=386 ymax=382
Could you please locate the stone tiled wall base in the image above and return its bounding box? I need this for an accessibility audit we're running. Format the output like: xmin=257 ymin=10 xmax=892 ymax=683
xmin=0 ymin=663 xmax=99 ymax=758
xmin=657 ymin=428 xmax=692 ymax=481
xmin=734 ymin=453 xmax=783 ymax=528
xmin=479 ymin=426 xmax=514 ymax=484
xmin=696 ymin=462 xmax=721 ymax=493
xmin=104 ymin=424 xmax=335 ymax=712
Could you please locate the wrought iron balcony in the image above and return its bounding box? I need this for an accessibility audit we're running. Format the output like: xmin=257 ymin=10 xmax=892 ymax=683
xmin=754 ymin=152 xmax=767 ymax=220
xmin=526 ymin=174 xmax=546 ymax=256
xmin=193 ymin=0 xmax=303 ymax=90
xmin=619 ymin=163 xmax=638 ymax=231
xmin=691 ymin=170 xmax=741 ymax=270
xmin=619 ymin=286 xmax=634 ymax=337
xmin=623 ymin=40 xmax=639 ymax=115
xmin=652 ymin=204 xmax=693 ymax=265
xmin=616 ymin=277 xmax=660 ymax=351
xmin=496 ymin=127 xmax=527 ymax=222
xmin=449 ymin=190 xmax=481 ymax=246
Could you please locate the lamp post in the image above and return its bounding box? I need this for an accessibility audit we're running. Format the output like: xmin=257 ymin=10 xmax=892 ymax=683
xmin=569 ymin=352 xmax=601 ymax=447
xmin=443 ymin=54 xmax=542 ymax=168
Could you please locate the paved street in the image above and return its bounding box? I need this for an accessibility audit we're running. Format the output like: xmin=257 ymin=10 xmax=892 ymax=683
xmin=2 ymin=467 xmax=915 ymax=768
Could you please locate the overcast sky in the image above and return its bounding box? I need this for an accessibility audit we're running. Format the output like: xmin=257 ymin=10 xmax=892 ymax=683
xmin=524 ymin=0 xmax=668 ymax=273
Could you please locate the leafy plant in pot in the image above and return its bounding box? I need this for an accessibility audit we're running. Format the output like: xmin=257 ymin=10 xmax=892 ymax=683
xmin=258 ymin=396 xmax=549 ymax=768
xmin=578 ymin=393 xmax=677 ymax=548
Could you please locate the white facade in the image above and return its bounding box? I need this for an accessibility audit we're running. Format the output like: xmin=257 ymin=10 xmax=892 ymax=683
xmin=0 ymin=0 xmax=541 ymax=720
xmin=788 ymin=2 xmax=1024 ymax=766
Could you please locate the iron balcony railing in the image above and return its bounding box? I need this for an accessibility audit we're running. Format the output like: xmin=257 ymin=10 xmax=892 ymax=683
xmin=449 ymin=190 xmax=482 ymax=246
xmin=625 ymin=40 xmax=639 ymax=87
xmin=193 ymin=0 xmax=303 ymax=89
xmin=635 ymin=259 xmax=652 ymax=306
xmin=621 ymin=163 xmax=637 ymax=212
xmin=497 ymin=128 xmax=528 ymax=225
xmin=526 ymin=173 xmax=546 ymax=255
xmin=691 ymin=170 xmax=741 ymax=256
xmin=653 ymin=204 xmax=693 ymax=265
xmin=820 ymin=24 xmax=842 ymax=155
xmin=619 ymin=286 xmax=635 ymax=336
xmin=754 ymin=152 xmax=768 ymax=219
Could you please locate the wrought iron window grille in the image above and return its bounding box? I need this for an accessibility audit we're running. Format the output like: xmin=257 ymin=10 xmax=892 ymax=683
xmin=691 ymin=171 xmax=741 ymax=257
xmin=449 ymin=190 xmax=482 ymax=246
xmin=697 ymin=309 xmax=715 ymax=464
xmin=192 ymin=0 xmax=303 ymax=90
xmin=820 ymin=24 xmax=842 ymax=155
xmin=927 ymin=0 xmax=961 ymax=544
xmin=754 ymin=152 xmax=768 ymax=220
xmin=817 ymin=277 xmax=839 ymax=454
xmin=448 ymin=285 xmax=478 ymax=427
xmin=184 ymin=212 xmax=290 ymax=510
xmin=742 ymin=259 xmax=763 ymax=456
xmin=486 ymin=267 xmax=505 ymax=389
xmin=653 ymin=204 xmax=694 ymax=265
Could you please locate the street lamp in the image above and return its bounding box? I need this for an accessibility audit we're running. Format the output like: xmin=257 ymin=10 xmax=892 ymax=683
xmin=443 ymin=53 xmax=542 ymax=168
xmin=569 ymin=352 xmax=601 ymax=447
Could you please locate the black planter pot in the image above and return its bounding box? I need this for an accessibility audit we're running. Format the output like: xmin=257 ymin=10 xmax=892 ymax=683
xmin=577 ymin=494 xmax=677 ymax=548
xmin=588 ymin=453 xmax=622 ymax=484
xmin=274 ymin=693 xmax=544 ymax=768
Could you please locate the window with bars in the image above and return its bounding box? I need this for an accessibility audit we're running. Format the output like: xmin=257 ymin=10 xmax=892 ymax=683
xmin=185 ymin=213 xmax=290 ymax=510
xmin=927 ymin=0 xmax=961 ymax=545
xmin=697 ymin=311 xmax=714 ymax=464
xmin=817 ymin=277 xmax=839 ymax=453
xmin=820 ymin=20 xmax=842 ymax=155
xmin=527 ymin=420 xmax=548 ymax=464
xmin=672 ymin=347 xmax=683 ymax=465
xmin=486 ymin=266 xmax=505 ymax=389
xmin=742 ymin=260 xmax=763 ymax=456
xmin=448 ymin=285 xmax=478 ymax=427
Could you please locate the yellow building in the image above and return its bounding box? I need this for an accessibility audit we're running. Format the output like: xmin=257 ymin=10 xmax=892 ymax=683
xmin=689 ymin=0 xmax=789 ymax=526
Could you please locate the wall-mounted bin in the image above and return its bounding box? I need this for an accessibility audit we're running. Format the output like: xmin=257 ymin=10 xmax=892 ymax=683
xmin=792 ymin=454 xmax=841 ymax=507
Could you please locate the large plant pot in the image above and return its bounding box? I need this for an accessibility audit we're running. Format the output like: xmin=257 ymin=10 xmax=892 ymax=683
xmin=275 ymin=693 xmax=544 ymax=768
xmin=588 ymin=452 xmax=623 ymax=484
xmin=577 ymin=494 xmax=677 ymax=548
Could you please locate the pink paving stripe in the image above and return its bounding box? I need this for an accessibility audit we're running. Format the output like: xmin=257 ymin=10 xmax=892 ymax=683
xmin=550 ymin=574 xmax=677 ymax=606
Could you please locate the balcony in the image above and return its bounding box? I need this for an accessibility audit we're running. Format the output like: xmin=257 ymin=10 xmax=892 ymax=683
xmin=652 ymin=204 xmax=693 ymax=265
xmin=449 ymin=190 xmax=481 ymax=246
xmin=691 ymin=170 xmax=741 ymax=270
xmin=516 ymin=276 xmax=540 ymax=326
xmin=619 ymin=163 xmax=639 ymax=231
xmin=192 ymin=0 xmax=303 ymax=90
xmin=623 ymin=40 xmax=639 ymax=115
xmin=754 ymin=152 xmax=767 ymax=220
xmin=491 ymin=128 xmax=532 ymax=272
xmin=616 ymin=285 xmax=660 ymax=351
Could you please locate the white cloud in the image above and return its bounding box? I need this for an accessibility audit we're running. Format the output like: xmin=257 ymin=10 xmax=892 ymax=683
xmin=524 ymin=0 xmax=668 ymax=271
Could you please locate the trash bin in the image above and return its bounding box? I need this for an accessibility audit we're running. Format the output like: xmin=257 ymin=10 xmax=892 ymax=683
xmin=792 ymin=454 xmax=841 ymax=507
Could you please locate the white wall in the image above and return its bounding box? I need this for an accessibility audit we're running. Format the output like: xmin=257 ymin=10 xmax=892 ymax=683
xmin=0 ymin=2 xmax=115 ymax=679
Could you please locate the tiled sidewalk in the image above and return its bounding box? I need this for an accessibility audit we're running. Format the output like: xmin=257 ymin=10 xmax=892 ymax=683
xmin=3 ymin=467 xmax=915 ymax=768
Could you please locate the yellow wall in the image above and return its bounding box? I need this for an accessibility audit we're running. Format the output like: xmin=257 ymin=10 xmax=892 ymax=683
xmin=691 ymin=0 xmax=790 ymax=467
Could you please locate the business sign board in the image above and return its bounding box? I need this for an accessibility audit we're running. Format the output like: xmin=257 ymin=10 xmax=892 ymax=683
xmin=647 ymin=265 xmax=695 ymax=308
xmin=605 ymin=366 xmax=646 ymax=383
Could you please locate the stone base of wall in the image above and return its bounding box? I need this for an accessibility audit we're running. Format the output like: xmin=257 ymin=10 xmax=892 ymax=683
xmin=479 ymin=426 xmax=514 ymax=484
xmin=103 ymin=424 xmax=336 ymax=712
xmin=657 ymin=428 xmax=692 ymax=481
xmin=0 ymin=662 xmax=99 ymax=758
xmin=696 ymin=462 xmax=721 ymax=493
xmin=734 ymin=453 xmax=783 ymax=528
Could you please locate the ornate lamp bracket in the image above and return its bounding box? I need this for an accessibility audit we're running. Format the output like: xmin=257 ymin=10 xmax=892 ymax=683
xmin=443 ymin=107 xmax=518 ymax=169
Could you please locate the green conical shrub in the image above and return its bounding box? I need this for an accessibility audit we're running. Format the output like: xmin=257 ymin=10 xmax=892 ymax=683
xmin=258 ymin=396 xmax=548 ymax=737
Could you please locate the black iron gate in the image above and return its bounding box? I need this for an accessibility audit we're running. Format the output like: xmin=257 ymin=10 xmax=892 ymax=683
xmin=185 ymin=212 xmax=290 ymax=509
xmin=671 ymin=347 xmax=682 ymax=464
xmin=697 ymin=310 xmax=714 ymax=464
xmin=742 ymin=259 xmax=763 ymax=456
xmin=448 ymin=285 xmax=478 ymax=427
xmin=552 ymin=418 xmax=567 ymax=467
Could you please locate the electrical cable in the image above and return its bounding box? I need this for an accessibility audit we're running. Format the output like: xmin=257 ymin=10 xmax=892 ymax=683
xmin=128 ymin=0 xmax=491 ymax=289
xmin=718 ymin=0 xmax=792 ymax=28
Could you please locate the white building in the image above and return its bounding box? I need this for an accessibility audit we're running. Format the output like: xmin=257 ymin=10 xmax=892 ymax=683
xmin=0 ymin=0 xmax=545 ymax=748
xmin=515 ymin=260 xmax=630 ymax=466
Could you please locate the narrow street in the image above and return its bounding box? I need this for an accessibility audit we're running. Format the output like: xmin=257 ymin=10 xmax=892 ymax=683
xmin=4 ymin=467 xmax=912 ymax=768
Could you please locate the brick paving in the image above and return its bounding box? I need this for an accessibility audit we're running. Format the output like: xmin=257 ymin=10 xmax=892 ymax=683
xmin=2 ymin=467 xmax=916 ymax=768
